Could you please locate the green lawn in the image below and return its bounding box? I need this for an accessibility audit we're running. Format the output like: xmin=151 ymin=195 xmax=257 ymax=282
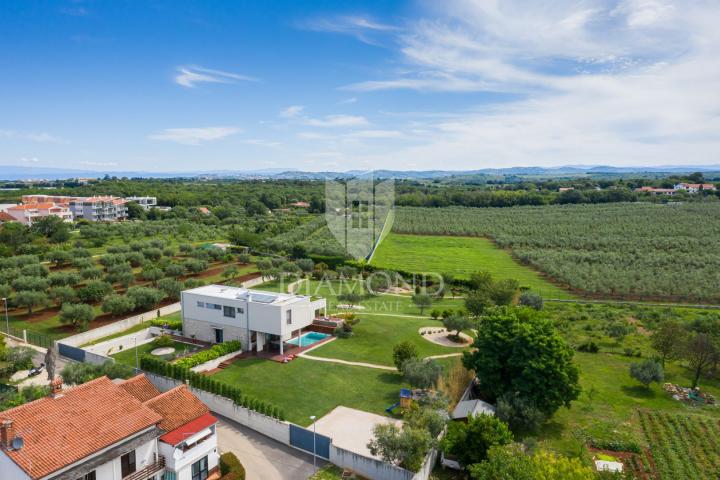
xmin=540 ymin=351 xmax=720 ymax=456
xmin=310 ymin=313 xmax=468 ymax=366
xmin=212 ymin=358 xmax=406 ymax=425
xmin=372 ymin=233 xmax=573 ymax=299
xmin=111 ymin=339 xmax=199 ymax=366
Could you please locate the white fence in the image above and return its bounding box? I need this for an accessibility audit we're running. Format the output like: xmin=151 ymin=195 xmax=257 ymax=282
xmin=330 ymin=446 xmax=414 ymax=480
xmin=83 ymin=328 xmax=155 ymax=356
xmin=145 ymin=372 xmax=290 ymax=444
xmin=62 ymin=303 xmax=182 ymax=347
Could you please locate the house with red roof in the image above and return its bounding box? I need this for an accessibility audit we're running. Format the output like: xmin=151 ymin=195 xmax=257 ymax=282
xmin=6 ymin=203 xmax=73 ymax=226
xmin=0 ymin=375 xmax=219 ymax=480
xmin=674 ymin=182 xmax=717 ymax=193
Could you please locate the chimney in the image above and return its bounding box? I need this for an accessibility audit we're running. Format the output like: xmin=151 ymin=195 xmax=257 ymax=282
xmin=0 ymin=419 xmax=14 ymax=450
xmin=51 ymin=377 xmax=64 ymax=398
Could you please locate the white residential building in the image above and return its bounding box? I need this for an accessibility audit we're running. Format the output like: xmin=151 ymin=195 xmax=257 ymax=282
xmin=181 ymin=285 xmax=327 ymax=355
xmin=21 ymin=195 xmax=129 ymax=222
xmin=0 ymin=375 xmax=219 ymax=480
xmin=673 ymin=183 xmax=717 ymax=193
xmin=126 ymin=196 xmax=158 ymax=210
xmin=5 ymin=202 xmax=73 ymax=226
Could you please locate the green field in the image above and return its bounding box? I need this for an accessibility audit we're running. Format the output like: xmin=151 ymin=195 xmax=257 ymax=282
xmin=212 ymin=358 xmax=405 ymax=425
xmin=310 ymin=313 xmax=468 ymax=366
xmin=371 ymin=233 xmax=572 ymax=299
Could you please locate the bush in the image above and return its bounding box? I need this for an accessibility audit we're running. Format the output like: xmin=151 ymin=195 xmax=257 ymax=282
xmin=174 ymin=341 xmax=242 ymax=369
xmin=77 ymin=280 xmax=113 ymax=303
xmin=630 ymin=359 xmax=664 ymax=388
xmin=150 ymin=318 xmax=183 ymax=331
xmin=392 ymin=341 xmax=419 ymax=371
xmin=402 ymin=359 xmax=442 ymax=389
xmin=126 ymin=286 xmax=165 ymax=310
xmin=496 ymin=392 xmax=547 ymax=435
xmin=219 ymin=452 xmax=245 ymax=480
xmin=519 ymin=291 xmax=544 ymax=310
xmin=577 ymin=341 xmax=600 ymax=353
xmin=102 ymin=294 xmax=136 ymax=316
xmin=7 ymin=346 xmax=35 ymax=372
xmin=154 ymin=335 xmax=174 ymax=348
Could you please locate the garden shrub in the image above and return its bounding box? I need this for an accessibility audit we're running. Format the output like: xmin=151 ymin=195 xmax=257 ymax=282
xmin=174 ymin=341 xmax=242 ymax=369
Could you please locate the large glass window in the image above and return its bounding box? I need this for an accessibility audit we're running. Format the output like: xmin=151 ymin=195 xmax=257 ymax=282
xmin=286 ymin=310 xmax=292 ymax=325
xmin=120 ymin=451 xmax=136 ymax=478
xmin=191 ymin=456 xmax=209 ymax=480
xmin=223 ymin=306 xmax=235 ymax=318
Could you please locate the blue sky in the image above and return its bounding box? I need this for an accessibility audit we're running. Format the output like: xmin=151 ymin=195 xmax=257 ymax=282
xmin=1 ymin=0 xmax=719 ymax=172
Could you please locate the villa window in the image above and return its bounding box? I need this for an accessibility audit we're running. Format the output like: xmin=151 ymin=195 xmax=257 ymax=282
xmin=197 ymin=301 xmax=205 ymax=308
xmin=286 ymin=310 xmax=292 ymax=325
xmin=223 ymin=306 xmax=235 ymax=318
xmin=162 ymin=473 xmax=177 ymax=480
xmin=120 ymin=450 xmax=136 ymax=478
xmin=191 ymin=456 xmax=209 ymax=480
xmin=237 ymin=307 xmax=244 ymax=314
xmin=75 ymin=471 xmax=96 ymax=480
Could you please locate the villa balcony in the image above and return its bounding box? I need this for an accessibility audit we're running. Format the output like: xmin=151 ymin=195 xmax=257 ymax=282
xmin=122 ymin=454 xmax=165 ymax=480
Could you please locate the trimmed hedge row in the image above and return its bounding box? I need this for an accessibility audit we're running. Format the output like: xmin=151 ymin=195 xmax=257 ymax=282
xmin=149 ymin=318 xmax=183 ymax=331
xmin=174 ymin=340 xmax=242 ymax=369
xmin=140 ymin=356 xmax=285 ymax=420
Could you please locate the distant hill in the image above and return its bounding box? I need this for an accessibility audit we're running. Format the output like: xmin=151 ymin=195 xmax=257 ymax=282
xmin=1 ymin=164 xmax=720 ymax=181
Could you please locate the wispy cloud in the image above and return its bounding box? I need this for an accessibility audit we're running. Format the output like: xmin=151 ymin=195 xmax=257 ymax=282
xmin=305 ymin=115 xmax=369 ymax=128
xmin=299 ymin=15 xmax=400 ymax=45
xmin=174 ymin=66 xmax=257 ymax=88
xmin=320 ymin=0 xmax=720 ymax=168
xmin=280 ymin=105 xmax=304 ymax=118
xmin=0 ymin=130 xmax=64 ymax=143
xmin=20 ymin=157 xmax=39 ymax=163
xmin=338 ymin=97 xmax=358 ymax=105
xmin=148 ymin=126 xmax=241 ymax=145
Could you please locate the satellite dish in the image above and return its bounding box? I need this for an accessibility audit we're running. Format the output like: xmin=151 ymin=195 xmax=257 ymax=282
xmin=12 ymin=436 xmax=24 ymax=450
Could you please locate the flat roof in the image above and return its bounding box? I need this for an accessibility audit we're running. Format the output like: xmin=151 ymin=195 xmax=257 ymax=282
xmin=183 ymin=284 xmax=310 ymax=305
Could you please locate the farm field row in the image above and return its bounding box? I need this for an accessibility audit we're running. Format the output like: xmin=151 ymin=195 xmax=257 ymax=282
xmin=392 ymin=203 xmax=720 ymax=303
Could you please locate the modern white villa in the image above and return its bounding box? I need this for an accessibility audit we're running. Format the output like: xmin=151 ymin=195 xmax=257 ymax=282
xmin=180 ymin=285 xmax=327 ymax=355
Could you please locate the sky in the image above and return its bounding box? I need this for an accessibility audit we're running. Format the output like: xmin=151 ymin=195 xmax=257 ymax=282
xmin=1 ymin=0 xmax=719 ymax=173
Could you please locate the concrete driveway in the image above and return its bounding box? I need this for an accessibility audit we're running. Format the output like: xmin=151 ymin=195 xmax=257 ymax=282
xmin=216 ymin=416 xmax=322 ymax=480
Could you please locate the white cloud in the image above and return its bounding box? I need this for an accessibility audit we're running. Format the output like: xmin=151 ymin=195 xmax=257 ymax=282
xmin=323 ymin=0 xmax=720 ymax=168
xmin=300 ymin=15 xmax=399 ymax=45
xmin=174 ymin=66 xmax=257 ymax=88
xmin=0 ymin=130 xmax=64 ymax=143
xmin=148 ymin=127 xmax=241 ymax=145
xmin=280 ymin=105 xmax=304 ymax=118
xmin=338 ymin=97 xmax=358 ymax=104
xmin=346 ymin=130 xmax=403 ymax=139
xmin=305 ymin=115 xmax=369 ymax=128
xmin=20 ymin=157 xmax=39 ymax=163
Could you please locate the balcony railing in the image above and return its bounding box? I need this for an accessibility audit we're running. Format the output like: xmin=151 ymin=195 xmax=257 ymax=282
xmin=122 ymin=454 xmax=165 ymax=480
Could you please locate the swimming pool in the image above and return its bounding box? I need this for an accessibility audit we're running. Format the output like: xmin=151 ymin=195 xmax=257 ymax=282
xmin=287 ymin=332 xmax=329 ymax=347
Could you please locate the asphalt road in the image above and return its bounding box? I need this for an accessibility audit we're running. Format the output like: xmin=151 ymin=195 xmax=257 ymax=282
xmin=216 ymin=415 xmax=323 ymax=480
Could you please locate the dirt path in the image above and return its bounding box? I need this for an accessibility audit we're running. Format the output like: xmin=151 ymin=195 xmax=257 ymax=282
xmin=298 ymin=353 xmax=397 ymax=371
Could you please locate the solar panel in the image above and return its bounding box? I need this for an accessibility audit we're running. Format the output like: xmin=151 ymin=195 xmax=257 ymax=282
xmin=250 ymin=293 xmax=277 ymax=303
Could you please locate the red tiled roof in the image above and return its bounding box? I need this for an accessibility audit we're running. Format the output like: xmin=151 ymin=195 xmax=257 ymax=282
xmin=159 ymin=412 xmax=218 ymax=446
xmin=143 ymin=385 xmax=210 ymax=432
xmin=0 ymin=377 xmax=162 ymax=479
xmin=0 ymin=212 xmax=15 ymax=222
xmin=8 ymin=203 xmax=58 ymax=210
xmin=118 ymin=374 xmax=161 ymax=402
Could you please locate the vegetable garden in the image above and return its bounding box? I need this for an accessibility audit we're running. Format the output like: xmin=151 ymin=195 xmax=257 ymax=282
xmin=393 ymin=203 xmax=720 ymax=303
xmin=639 ymin=410 xmax=720 ymax=479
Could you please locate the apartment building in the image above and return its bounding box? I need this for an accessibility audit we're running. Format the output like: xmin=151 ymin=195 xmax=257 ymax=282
xmin=22 ymin=195 xmax=129 ymax=222
xmin=6 ymin=203 xmax=73 ymax=226
xmin=126 ymin=197 xmax=158 ymax=210
xmin=0 ymin=375 xmax=219 ymax=480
